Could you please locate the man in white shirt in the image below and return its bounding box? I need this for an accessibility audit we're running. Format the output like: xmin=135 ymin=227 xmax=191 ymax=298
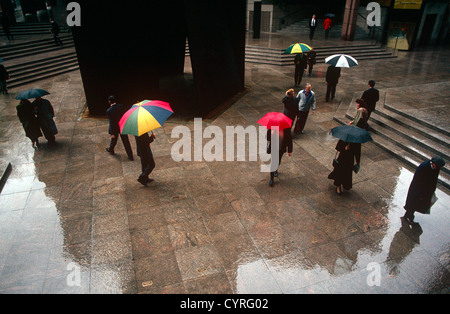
xmin=309 ymin=14 xmax=317 ymax=40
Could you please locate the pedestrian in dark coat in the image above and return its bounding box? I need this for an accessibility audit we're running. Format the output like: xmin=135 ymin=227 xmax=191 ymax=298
xmin=326 ymin=65 xmax=341 ymax=102
xmin=32 ymin=97 xmax=57 ymax=145
xmin=267 ymin=127 xmax=293 ymax=187
xmin=294 ymin=53 xmax=307 ymax=87
xmin=0 ymin=64 xmax=10 ymax=94
xmin=361 ymin=80 xmax=379 ymax=119
xmin=106 ymin=96 xmax=133 ymax=160
xmin=16 ymin=99 xmax=42 ymax=147
xmin=135 ymin=132 xmax=156 ymax=186
xmin=306 ymin=49 xmax=316 ymax=76
xmin=328 ymin=140 xmax=356 ymax=195
xmin=282 ymin=89 xmax=298 ymax=122
xmin=50 ymin=19 xmax=63 ymax=46
xmin=403 ymin=156 xmax=445 ymax=225
xmin=0 ymin=13 xmax=13 ymax=41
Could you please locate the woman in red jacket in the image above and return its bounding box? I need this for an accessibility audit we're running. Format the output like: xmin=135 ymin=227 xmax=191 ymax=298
xmin=323 ymin=17 xmax=332 ymax=39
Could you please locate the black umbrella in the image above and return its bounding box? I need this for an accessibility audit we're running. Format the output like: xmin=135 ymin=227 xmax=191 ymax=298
xmin=15 ymin=89 xmax=50 ymax=100
xmin=330 ymin=125 xmax=373 ymax=143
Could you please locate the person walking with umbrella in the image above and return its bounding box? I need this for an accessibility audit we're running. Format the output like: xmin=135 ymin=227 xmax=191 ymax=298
xmin=403 ymin=156 xmax=445 ymax=225
xmin=258 ymin=112 xmax=293 ymax=187
xmin=294 ymin=53 xmax=307 ymax=87
xmin=106 ymin=95 xmax=134 ymax=160
xmin=16 ymin=99 xmax=42 ymax=148
xmin=325 ymin=65 xmax=341 ymax=102
xmin=328 ymin=125 xmax=373 ymax=195
xmin=135 ymin=132 xmax=156 ymax=186
xmin=328 ymin=140 xmax=356 ymax=195
xmin=32 ymin=96 xmax=58 ymax=146
xmin=50 ymin=19 xmax=63 ymax=46
xmin=323 ymin=16 xmax=332 ymax=39
xmin=306 ymin=48 xmax=317 ymax=77
xmin=119 ymin=100 xmax=173 ymax=186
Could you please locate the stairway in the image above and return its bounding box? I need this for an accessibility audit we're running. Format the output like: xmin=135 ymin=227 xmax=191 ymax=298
xmin=0 ymin=22 xmax=70 ymax=37
xmin=333 ymin=92 xmax=450 ymax=190
xmin=0 ymin=35 xmax=78 ymax=89
xmin=245 ymin=43 xmax=396 ymax=66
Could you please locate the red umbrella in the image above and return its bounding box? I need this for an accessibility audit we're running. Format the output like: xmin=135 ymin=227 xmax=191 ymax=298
xmin=257 ymin=112 xmax=293 ymax=130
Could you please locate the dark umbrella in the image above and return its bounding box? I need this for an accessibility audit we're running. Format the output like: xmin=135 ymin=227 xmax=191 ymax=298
xmin=325 ymin=13 xmax=336 ymax=18
xmin=330 ymin=125 xmax=373 ymax=143
xmin=15 ymin=89 xmax=50 ymax=100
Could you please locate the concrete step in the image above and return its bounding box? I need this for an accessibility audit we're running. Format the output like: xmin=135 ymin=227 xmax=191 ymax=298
xmin=244 ymin=44 xmax=396 ymax=66
xmin=0 ymin=22 xmax=70 ymax=37
xmin=334 ymin=92 xmax=450 ymax=190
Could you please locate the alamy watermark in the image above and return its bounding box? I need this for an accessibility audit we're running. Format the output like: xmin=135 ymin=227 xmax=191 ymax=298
xmin=170 ymin=118 xmax=279 ymax=173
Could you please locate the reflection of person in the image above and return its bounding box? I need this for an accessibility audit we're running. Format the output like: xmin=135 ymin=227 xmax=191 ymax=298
xmin=267 ymin=128 xmax=292 ymax=187
xmin=325 ymin=65 xmax=341 ymax=102
xmin=16 ymin=99 xmax=42 ymax=147
xmin=294 ymin=83 xmax=316 ymax=135
xmin=135 ymin=132 xmax=156 ymax=186
xmin=32 ymin=97 xmax=57 ymax=146
xmin=328 ymin=140 xmax=356 ymax=195
xmin=106 ymin=96 xmax=133 ymax=160
xmin=403 ymin=156 xmax=445 ymax=225
xmin=294 ymin=53 xmax=307 ymax=87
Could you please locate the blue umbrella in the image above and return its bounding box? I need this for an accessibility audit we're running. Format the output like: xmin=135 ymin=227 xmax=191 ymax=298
xmin=15 ymin=89 xmax=50 ymax=100
xmin=330 ymin=125 xmax=373 ymax=143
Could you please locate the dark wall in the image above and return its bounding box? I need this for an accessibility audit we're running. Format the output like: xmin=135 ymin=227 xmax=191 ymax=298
xmin=69 ymin=0 xmax=246 ymax=117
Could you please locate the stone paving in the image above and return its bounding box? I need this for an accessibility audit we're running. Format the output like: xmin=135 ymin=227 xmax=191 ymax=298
xmin=0 ymin=32 xmax=449 ymax=294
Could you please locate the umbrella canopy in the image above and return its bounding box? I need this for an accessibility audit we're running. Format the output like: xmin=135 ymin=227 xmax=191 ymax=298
xmin=325 ymin=54 xmax=358 ymax=68
xmin=325 ymin=13 xmax=336 ymax=18
xmin=0 ymin=59 xmax=3 ymax=63
xmin=15 ymin=89 xmax=50 ymax=100
xmin=330 ymin=125 xmax=373 ymax=143
xmin=119 ymin=100 xmax=173 ymax=136
xmin=284 ymin=43 xmax=312 ymax=54
xmin=257 ymin=112 xmax=292 ymax=131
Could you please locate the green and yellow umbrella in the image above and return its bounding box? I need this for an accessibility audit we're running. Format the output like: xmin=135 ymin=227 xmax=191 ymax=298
xmin=283 ymin=43 xmax=312 ymax=54
xmin=119 ymin=100 xmax=173 ymax=136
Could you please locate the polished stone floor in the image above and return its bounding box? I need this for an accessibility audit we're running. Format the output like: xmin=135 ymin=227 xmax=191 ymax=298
xmin=0 ymin=32 xmax=449 ymax=294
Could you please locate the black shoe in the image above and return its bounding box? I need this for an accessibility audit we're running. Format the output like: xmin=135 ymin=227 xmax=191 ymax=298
xmin=269 ymin=179 xmax=274 ymax=187
xmin=137 ymin=177 xmax=148 ymax=186
xmin=274 ymin=171 xmax=278 ymax=177
xmin=106 ymin=147 xmax=115 ymax=155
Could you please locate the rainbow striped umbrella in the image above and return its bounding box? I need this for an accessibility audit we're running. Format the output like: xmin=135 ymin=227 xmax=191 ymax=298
xmin=119 ymin=100 xmax=173 ymax=136
xmin=283 ymin=43 xmax=312 ymax=54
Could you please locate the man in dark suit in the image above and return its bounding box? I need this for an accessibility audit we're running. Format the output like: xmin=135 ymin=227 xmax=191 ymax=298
xmin=294 ymin=53 xmax=307 ymax=87
xmin=135 ymin=132 xmax=156 ymax=186
xmin=361 ymin=80 xmax=379 ymax=118
xmin=325 ymin=65 xmax=341 ymax=102
xmin=403 ymin=156 xmax=445 ymax=225
xmin=106 ymin=95 xmax=133 ymax=160
xmin=309 ymin=14 xmax=317 ymax=40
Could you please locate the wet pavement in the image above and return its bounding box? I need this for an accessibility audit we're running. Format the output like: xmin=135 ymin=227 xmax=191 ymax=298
xmin=0 ymin=32 xmax=449 ymax=294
